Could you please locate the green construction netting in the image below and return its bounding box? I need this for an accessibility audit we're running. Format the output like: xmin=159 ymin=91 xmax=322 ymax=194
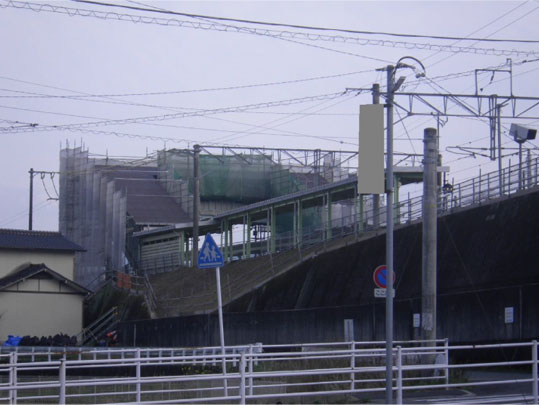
xmin=161 ymin=151 xmax=314 ymax=204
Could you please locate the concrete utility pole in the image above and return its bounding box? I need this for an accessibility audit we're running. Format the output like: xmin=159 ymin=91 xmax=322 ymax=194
xmin=422 ymin=128 xmax=438 ymax=343
xmin=372 ymin=84 xmax=381 ymax=229
xmin=193 ymin=145 xmax=201 ymax=266
xmin=28 ymin=168 xmax=34 ymax=231
xmin=385 ymin=65 xmax=395 ymax=405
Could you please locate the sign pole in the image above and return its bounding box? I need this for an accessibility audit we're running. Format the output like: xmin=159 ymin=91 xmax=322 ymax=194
xmin=198 ymin=233 xmax=227 ymax=396
xmin=215 ymin=266 xmax=228 ymax=395
xmin=385 ymin=65 xmax=395 ymax=405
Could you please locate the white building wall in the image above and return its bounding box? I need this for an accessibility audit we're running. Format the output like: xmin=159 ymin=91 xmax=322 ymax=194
xmin=0 ymin=251 xmax=75 ymax=280
xmin=0 ymin=288 xmax=84 ymax=340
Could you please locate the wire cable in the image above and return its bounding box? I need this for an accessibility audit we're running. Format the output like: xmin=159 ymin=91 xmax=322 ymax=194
xmin=2 ymin=1 xmax=537 ymax=58
xmin=0 ymin=69 xmax=375 ymax=99
xmin=71 ymin=0 xmax=539 ymax=44
xmin=0 ymin=91 xmax=352 ymax=134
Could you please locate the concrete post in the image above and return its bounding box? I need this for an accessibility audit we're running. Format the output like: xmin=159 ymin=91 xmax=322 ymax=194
xmin=29 ymin=168 xmax=34 ymax=230
xmin=527 ymin=148 xmax=532 ymax=188
xmin=59 ymin=357 xmax=66 ymax=404
xmin=326 ymin=192 xmax=332 ymax=241
xmin=372 ymin=83 xmax=381 ymax=230
xmin=246 ymin=214 xmax=252 ymax=258
xmin=532 ymin=340 xmax=537 ymax=404
xmin=192 ymin=145 xmax=201 ymax=267
xmin=422 ymin=128 xmax=438 ymax=343
xmin=298 ymin=202 xmax=303 ymax=247
xmin=270 ymin=206 xmax=276 ymax=253
xmin=385 ymin=65 xmax=395 ymax=405
xmin=136 ymin=348 xmax=141 ymax=403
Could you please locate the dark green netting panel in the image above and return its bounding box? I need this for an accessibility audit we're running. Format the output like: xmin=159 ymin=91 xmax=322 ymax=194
xmin=161 ymin=150 xmax=317 ymax=204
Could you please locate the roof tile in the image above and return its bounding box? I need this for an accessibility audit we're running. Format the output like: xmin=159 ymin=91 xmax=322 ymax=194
xmin=0 ymin=229 xmax=85 ymax=252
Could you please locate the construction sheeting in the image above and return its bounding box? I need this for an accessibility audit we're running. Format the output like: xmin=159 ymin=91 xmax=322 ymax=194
xmin=59 ymin=148 xmax=188 ymax=290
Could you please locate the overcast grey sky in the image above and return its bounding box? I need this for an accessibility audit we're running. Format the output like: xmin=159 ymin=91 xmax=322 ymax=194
xmin=1 ymin=0 xmax=538 ymax=231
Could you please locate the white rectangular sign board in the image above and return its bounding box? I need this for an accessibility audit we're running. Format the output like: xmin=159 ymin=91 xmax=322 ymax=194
xmin=374 ymin=288 xmax=395 ymax=298
xmin=504 ymin=307 xmax=514 ymax=324
xmin=358 ymin=104 xmax=384 ymax=194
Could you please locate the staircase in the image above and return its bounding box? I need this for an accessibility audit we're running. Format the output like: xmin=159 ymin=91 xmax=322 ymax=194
xmin=76 ymin=306 xmax=119 ymax=346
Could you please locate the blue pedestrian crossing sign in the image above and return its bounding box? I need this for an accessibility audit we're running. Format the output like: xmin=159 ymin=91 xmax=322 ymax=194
xmin=198 ymin=234 xmax=224 ymax=269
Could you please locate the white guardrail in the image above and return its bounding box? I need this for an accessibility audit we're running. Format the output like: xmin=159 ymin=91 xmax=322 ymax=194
xmin=0 ymin=339 xmax=537 ymax=404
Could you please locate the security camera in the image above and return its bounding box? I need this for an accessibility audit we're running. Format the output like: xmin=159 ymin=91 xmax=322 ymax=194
xmin=510 ymin=123 xmax=537 ymax=144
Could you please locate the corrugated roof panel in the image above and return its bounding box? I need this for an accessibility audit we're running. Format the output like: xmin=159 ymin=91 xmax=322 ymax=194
xmin=0 ymin=229 xmax=85 ymax=251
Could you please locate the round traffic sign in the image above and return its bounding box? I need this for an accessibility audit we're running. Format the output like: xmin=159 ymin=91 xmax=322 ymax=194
xmin=373 ymin=265 xmax=395 ymax=289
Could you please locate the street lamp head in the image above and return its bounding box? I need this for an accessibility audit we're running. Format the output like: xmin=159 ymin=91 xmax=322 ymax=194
xmin=510 ymin=123 xmax=537 ymax=144
xmin=395 ymin=56 xmax=426 ymax=78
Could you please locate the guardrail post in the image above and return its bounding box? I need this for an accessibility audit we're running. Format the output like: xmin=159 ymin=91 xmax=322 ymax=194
xmin=408 ymin=197 xmax=412 ymax=224
xmin=239 ymin=352 xmax=246 ymax=405
xmin=59 ymin=357 xmax=66 ymax=405
xmin=350 ymin=342 xmax=356 ymax=391
xmin=532 ymin=340 xmax=538 ymax=405
xmin=508 ymin=159 xmax=512 ymax=196
xmin=396 ymin=346 xmax=402 ymax=405
xmin=535 ymin=158 xmax=538 ymax=187
xmin=444 ymin=338 xmax=449 ymax=389
xmin=248 ymin=345 xmax=254 ymax=396
xmin=478 ymin=169 xmax=482 ymax=202
xmin=136 ymin=348 xmax=141 ymax=403
xmin=9 ymin=352 xmax=17 ymax=405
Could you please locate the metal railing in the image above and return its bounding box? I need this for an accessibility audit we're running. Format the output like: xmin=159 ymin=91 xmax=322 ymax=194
xmin=134 ymin=158 xmax=538 ymax=273
xmin=237 ymin=156 xmax=539 ymax=257
xmin=0 ymin=339 xmax=537 ymax=404
xmin=75 ymin=307 xmax=118 ymax=347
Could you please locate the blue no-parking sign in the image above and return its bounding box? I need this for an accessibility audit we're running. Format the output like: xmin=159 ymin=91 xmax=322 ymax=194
xmin=373 ymin=265 xmax=395 ymax=289
xmin=198 ymin=234 xmax=224 ymax=269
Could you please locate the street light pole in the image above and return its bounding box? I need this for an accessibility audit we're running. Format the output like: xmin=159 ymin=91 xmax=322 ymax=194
xmin=385 ymin=65 xmax=395 ymax=405
xmin=29 ymin=168 xmax=34 ymax=231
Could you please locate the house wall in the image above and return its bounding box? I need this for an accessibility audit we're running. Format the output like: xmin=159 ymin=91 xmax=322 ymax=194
xmin=0 ymin=284 xmax=84 ymax=340
xmin=0 ymin=251 xmax=75 ymax=280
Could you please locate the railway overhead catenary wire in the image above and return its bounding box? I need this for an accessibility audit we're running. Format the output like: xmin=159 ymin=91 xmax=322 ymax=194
xmin=2 ymin=0 xmax=539 ymax=58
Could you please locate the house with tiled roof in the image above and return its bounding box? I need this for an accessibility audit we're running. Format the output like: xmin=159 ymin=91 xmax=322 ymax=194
xmin=0 ymin=229 xmax=88 ymax=342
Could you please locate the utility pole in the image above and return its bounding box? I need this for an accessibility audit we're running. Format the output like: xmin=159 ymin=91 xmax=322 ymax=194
xmin=385 ymin=65 xmax=395 ymax=405
xmin=497 ymin=104 xmax=503 ymax=195
xmin=193 ymin=144 xmax=201 ymax=266
xmin=422 ymin=128 xmax=438 ymax=343
xmin=28 ymin=168 xmax=34 ymax=231
xmin=372 ymin=84 xmax=381 ymax=229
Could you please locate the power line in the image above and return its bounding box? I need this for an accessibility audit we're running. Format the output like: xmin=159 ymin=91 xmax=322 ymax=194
xmin=215 ymin=93 xmax=359 ymax=145
xmin=0 ymin=75 xmax=365 ymax=142
xmin=0 ymin=69 xmax=375 ymax=99
xmin=3 ymin=1 xmax=538 ymax=58
xmin=423 ymin=0 xmax=535 ymax=67
xmin=71 ymin=0 xmax=539 ymax=44
xmin=0 ymin=91 xmax=351 ymax=134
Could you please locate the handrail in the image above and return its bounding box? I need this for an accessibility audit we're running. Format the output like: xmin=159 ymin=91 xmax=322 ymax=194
xmin=1 ymin=339 xmax=537 ymax=404
xmin=76 ymin=306 xmax=118 ymax=346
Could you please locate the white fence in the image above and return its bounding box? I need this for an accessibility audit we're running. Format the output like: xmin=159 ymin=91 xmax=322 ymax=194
xmin=0 ymin=339 xmax=537 ymax=404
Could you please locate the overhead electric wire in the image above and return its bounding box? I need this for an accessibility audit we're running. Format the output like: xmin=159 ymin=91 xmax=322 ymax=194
xmin=215 ymin=92 xmax=359 ymax=145
xmin=423 ymin=0 xmax=535 ymax=67
xmin=71 ymin=0 xmax=539 ymax=44
xmin=0 ymin=91 xmax=351 ymax=134
xmin=0 ymin=71 xmax=368 ymax=144
xmin=0 ymin=76 xmax=362 ymax=142
xmin=189 ymin=12 xmax=392 ymax=63
xmin=0 ymin=69 xmax=375 ymax=99
xmin=2 ymin=1 xmax=538 ymax=58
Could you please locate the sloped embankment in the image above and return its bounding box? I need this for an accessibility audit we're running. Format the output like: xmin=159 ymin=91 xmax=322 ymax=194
xmin=148 ymin=231 xmax=380 ymax=317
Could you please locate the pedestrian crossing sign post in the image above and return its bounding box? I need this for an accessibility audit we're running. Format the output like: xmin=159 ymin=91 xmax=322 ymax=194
xmin=197 ymin=233 xmax=227 ymax=391
xmin=198 ymin=234 xmax=224 ymax=269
